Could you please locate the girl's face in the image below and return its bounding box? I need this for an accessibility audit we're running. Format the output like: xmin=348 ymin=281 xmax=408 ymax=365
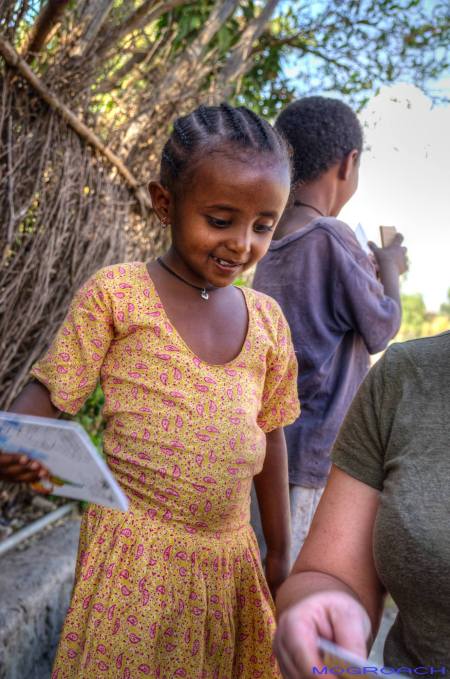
xmin=150 ymin=153 xmax=290 ymax=288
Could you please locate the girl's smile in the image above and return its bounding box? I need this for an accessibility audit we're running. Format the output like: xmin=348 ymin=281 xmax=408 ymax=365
xmin=210 ymin=254 xmax=245 ymax=272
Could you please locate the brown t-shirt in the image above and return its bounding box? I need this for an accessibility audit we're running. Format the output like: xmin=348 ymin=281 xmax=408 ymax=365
xmin=333 ymin=332 xmax=450 ymax=670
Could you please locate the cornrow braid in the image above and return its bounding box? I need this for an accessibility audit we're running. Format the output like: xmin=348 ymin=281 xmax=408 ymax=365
xmin=219 ymin=102 xmax=252 ymax=146
xmin=196 ymin=105 xmax=217 ymax=134
xmin=159 ymin=103 xmax=291 ymax=193
xmin=238 ymin=106 xmax=271 ymax=150
xmin=173 ymin=118 xmax=193 ymax=148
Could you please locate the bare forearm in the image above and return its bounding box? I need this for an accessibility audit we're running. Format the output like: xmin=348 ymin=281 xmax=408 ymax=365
xmin=9 ymin=381 xmax=60 ymax=418
xmin=254 ymin=427 xmax=291 ymax=556
xmin=378 ymin=259 xmax=401 ymax=308
xmin=277 ymin=570 xmax=359 ymax=615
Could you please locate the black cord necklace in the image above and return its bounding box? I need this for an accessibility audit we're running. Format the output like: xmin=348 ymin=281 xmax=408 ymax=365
xmin=157 ymin=257 xmax=215 ymax=300
xmin=294 ymin=200 xmax=325 ymax=218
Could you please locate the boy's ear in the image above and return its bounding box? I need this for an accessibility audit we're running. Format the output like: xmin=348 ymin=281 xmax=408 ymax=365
xmin=148 ymin=181 xmax=172 ymax=223
xmin=338 ymin=149 xmax=360 ymax=181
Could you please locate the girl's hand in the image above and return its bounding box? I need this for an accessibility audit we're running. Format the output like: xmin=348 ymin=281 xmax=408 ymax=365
xmin=274 ymin=591 xmax=371 ymax=679
xmin=0 ymin=451 xmax=51 ymax=486
xmin=265 ymin=549 xmax=290 ymax=599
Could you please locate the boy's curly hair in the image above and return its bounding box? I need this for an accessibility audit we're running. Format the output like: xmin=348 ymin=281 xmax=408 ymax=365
xmin=275 ymin=96 xmax=363 ymax=185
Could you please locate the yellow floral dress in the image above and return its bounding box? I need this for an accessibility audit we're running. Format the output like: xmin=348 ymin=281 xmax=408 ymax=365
xmin=31 ymin=262 xmax=299 ymax=679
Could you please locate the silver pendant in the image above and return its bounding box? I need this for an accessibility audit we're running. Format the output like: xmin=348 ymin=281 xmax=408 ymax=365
xmin=201 ymin=289 xmax=209 ymax=300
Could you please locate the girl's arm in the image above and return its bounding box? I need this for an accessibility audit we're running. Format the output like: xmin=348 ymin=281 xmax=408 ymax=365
xmin=254 ymin=426 xmax=291 ymax=597
xmin=1 ymin=268 xmax=114 ymax=486
xmin=0 ymin=381 xmax=59 ymax=484
xmin=7 ymin=380 xmax=59 ymax=417
xmin=274 ymin=465 xmax=384 ymax=678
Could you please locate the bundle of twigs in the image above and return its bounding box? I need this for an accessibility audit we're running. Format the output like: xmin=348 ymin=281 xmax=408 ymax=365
xmin=0 ymin=70 xmax=132 ymax=408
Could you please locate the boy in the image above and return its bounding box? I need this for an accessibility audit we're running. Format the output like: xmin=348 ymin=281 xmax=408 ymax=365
xmin=253 ymin=96 xmax=407 ymax=561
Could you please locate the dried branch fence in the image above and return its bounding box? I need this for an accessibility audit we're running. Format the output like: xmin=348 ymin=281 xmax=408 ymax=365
xmin=0 ymin=42 xmax=158 ymax=410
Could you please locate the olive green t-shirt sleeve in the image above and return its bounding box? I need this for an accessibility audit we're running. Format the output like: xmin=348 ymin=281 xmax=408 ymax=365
xmin=332 ymin=354 xmax=387 ymax=491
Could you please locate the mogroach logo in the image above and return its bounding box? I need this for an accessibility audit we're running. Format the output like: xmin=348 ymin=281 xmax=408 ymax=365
xmin=313 ymin=667 xmax=447 ymax=675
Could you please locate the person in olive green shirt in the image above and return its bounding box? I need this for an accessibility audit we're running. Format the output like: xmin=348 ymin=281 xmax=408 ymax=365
xmin=274 ymin=331 xmax=450 ymax=676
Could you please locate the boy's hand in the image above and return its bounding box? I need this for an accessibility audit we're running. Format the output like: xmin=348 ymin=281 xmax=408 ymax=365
xmin=369 ymin=233 xmax=408 ymax=275
xmin=265 ymin=549 xmax=291 ymax=599
xmin=0 ymin=451 xmax=51 ymax=485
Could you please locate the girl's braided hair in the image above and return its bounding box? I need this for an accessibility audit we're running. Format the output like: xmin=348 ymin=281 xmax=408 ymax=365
xmin=160 ymin=103 xmax=291 ymax=192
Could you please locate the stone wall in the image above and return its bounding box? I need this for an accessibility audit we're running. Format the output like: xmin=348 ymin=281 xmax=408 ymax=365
xmin=0 ymin=518 xmax=80 ymax=679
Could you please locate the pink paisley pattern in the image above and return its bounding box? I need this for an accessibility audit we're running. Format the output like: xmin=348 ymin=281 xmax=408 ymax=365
xmin=31 ymin=262 xmax=299 ymax=679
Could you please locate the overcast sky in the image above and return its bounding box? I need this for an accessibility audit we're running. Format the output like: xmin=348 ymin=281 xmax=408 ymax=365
xmin=340 ymin=81 xmax=450 ymax=311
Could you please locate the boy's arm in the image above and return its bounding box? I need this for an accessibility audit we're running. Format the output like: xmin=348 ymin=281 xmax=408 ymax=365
xmin=254 ymin=426 xmax=291 ymax=597
xmin=369 ymin=233 xmax=408 ymax=309
xmin=330 ymin=233 xmax=405 ymax=353
xmin=0 ymin=381 xmax=58 ymax=483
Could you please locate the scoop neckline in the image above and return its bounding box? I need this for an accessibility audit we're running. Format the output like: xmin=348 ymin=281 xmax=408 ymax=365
xmin=141 ymin=262 xmax=253 ymax=369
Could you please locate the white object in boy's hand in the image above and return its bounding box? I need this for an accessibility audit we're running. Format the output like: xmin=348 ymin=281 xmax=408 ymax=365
xmin=354 ymin=223 xmax=371 ymax=255
xmin=0 ymin=411 xmax=128 ymax=511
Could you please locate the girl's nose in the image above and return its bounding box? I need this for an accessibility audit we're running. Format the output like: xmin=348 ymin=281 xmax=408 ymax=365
xmin=227 ymin=229 xmax=252 ymax=255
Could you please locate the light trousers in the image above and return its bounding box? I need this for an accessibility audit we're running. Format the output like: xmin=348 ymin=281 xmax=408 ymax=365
xmin=250 ymin=483 xmax=324 ymax=567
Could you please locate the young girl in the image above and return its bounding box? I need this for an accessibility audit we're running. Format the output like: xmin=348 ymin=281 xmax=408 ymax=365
xmin=0 ymin=104 xmax=299 ymax=678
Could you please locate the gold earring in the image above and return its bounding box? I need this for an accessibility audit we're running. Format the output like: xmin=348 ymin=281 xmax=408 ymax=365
xmin=161 ymin=216 xmax=169 ymax=228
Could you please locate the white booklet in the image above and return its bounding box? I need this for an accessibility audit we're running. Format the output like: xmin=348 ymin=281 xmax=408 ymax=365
xmin=354 ymin=222 xmax=372 ymax=254
xmin=0 ymin=411 xmax=128 ymax=511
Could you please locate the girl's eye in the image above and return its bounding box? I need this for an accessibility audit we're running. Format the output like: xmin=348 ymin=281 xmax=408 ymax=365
xmin=254 ymin=224 xmax=274 ymax=233
xmin=207 ymin=216 xmax=231 ymax=228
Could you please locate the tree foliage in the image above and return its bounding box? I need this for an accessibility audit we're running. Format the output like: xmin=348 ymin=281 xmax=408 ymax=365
xmin=397 ymin=292 xmax=450 ymax=341
xmin=2 ymin=1 xmax=449 ymax=156
xmin=255 ymin=0 xmax=450 ymax=114
xmin=439 ymin=288 xmax=450 ymax=316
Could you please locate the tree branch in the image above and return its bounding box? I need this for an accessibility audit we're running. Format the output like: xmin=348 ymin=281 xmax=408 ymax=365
xmin=92 ymin=0 xmax=191 ymax=63
xmin=70 ymin=0 xmax=115 ymax=57
xmin=95 ymin=28 xmax=169 ymax=94
xmin=149 ymin=0 xmax=240 ymax=95
xmin=218 ymin=0 xmax=281 ymax=87
xmin=21 ymin=0 xmax=71 ymax=61
xmin=301 ymin=45 xmax=354 ymax=73
xmin=248 ymin=31 xmax=313 ymax=59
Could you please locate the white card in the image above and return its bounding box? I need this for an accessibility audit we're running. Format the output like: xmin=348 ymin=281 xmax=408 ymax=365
xmin=0 ymin=411 xmax=128 ymax=511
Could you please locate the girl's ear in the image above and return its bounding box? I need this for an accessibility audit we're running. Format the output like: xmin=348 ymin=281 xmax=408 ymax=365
xmin=149 ymin=181 xmax=172 ymax=224
xmin=338 ymin=149 xmax=360 ymax=181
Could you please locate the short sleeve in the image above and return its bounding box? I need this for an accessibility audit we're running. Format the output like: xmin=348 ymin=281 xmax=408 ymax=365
xmin=332 ymin=238 xmax=401 ymax=354
xmin=332 ymin=355 xmax=386 ymax=490
xmin=30 ymin=270 xmax=114 ymax=414
xmin=257 ymin=311 xmax=300 ymax=433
